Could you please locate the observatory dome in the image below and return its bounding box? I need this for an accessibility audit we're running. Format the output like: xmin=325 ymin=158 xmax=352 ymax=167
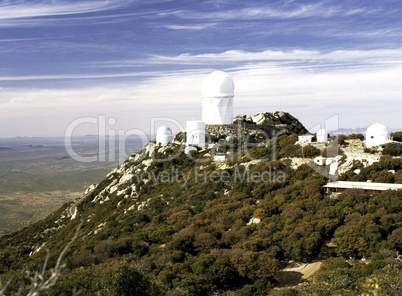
xmin=201 ymin=70 xmax=234 ymax=98
xmin=156 ymin=125 xmax=173 ymax=146
xmin=365 ymin=123 xmax=389 ymax=148
xmin=157 ymin=125 xmax=172 ymax=136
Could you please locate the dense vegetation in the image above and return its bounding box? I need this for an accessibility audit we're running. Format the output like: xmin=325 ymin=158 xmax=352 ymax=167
xmin=1 ymin=133 xmax=402 ymax=295
xmin=391 ymin=131 xmax=402 ymax=142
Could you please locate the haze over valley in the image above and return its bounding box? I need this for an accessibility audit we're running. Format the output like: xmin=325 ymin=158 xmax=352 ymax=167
xmin=0 ymin=136 xmax=142 ymax=235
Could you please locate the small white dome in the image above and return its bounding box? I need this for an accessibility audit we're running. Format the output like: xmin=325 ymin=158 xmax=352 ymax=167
xmin=366 ymin=123 xmax=388 ymax=139
xmin=156 ymin=125 xmax=172 ymax=137
xmin=365 ymin=123 xmax=389 ymax=148
xmin=201 ymin=70 xmax=234 ymax=98
xmin=156 ymin=125 xmax=173 ymax=146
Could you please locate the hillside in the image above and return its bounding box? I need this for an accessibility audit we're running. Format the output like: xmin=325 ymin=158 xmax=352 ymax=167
xmin=1 ymin=112 xmax=402 ymax=295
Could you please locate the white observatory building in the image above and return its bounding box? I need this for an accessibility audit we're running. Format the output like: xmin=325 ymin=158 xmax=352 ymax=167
xmin=185 ymin=121 xmax=205 ymax=151
xmin=156 ymin=125 xmax=173 ymax=146
xmin=316 ymin=129 xmax=328 ymax=143
xmin=365 ymin=123 xmax=390 ymax=148
xmin=201 ymin=70 xmax=235 ymax=125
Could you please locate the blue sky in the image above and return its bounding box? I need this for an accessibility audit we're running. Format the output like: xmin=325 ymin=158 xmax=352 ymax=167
xmin=1 ymin=0 xmax=402 ymax=137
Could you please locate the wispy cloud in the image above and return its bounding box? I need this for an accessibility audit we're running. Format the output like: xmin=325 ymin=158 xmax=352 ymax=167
xmin=0 ymin=72 xmax=158 ymax=82
xmin=3 ymin=48 xmax=402 ymax=86
xmin=158 ymin=2 xmax=370 ymax=22
xmin=164 ymin=23 xmax=216 ymax=30
xmin=91 ymin=48 xmax=402 ymax=72
xmin=0 ymin=0 xmax=137 ymax=28
xmin=1 ymin=46 xmax=402 ymax=136
xmin=0 ymin=0 xmax=129 ymax=19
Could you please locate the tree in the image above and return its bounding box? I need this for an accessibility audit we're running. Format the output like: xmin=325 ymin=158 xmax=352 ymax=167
xmin=371 ymin=170 xmax=395 ymax=183
xmin=193 ymin=232 xmax=218 ymax=252
xmin=168 ymin=227 xmax=195 ymax=253
xmin=391 ymin=131 xmax=402 ymax=142
xmin=231 ymin=251 xmax=280 ymax=281
xmin=347 ymin=133 xmax=364 ymax=141
xmin=50 ymin=261 xmax=161 ymax=296
xmin=387 ymin=227 xmax=402 ymax=251
xmin=301 ymin=145 xmax=321 ymax=158
xmin=333 ymin=215 xmax=382 ymax=258
xmin=0 ymin=223 xmax=81 ymax=295
xmin=337 ymin=134 xmax=347 ymax=146
xmin=382 ymin=143 xmax=402 ymax=156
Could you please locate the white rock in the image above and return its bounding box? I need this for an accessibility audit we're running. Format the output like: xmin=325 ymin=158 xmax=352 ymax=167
xmin=251 ymin=113 xmax=265 ymax=125
xmin=117 ymin=189 xmax=126 ymax=196
xmin=84 ymin=183 xmax=97 ymax=195
xmin=120 ymin=173 xmax=134 ymax=183
xmin=109 ymin=184 xmax=119 ymax=194
xmin=247 ymin=217 xmax=261 ymax=225
xmin=71 ymin=207 xmax=78 ymax=220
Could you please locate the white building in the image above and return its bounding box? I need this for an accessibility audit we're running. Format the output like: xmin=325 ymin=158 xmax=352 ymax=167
xmin=314 ymin=156 xmax=326 ymax=166
xmin=324 ymin=181 xmax=402 ymax=194
xmin=201 ymin=70 xmax=234 ymax=125
xmin=186 ymin=121 xmax=205 ymax=149
xmin=156 ymin=125 xmax=173 ymax=146
xmin=316 ymin=128 xmax=328 ymax=143
xmin=365 ymin=123 xmax=390 ymax=148
xmin=298 ymin=134 xmax=314 ymax=144
xmin=314 ymin=156 xmax=336 ymax=166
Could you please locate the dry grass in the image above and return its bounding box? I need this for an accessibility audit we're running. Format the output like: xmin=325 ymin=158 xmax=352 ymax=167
xmin=0 ymin=191 xmax=80 ymax=235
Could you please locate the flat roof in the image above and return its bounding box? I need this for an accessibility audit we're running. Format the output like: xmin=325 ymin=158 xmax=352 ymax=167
xmin=323 ymin=181 xmax=402 ymax=191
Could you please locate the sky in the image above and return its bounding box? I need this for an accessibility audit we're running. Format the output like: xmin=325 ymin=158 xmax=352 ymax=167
xmin=0 ymin=0 xmax=402 ymax=137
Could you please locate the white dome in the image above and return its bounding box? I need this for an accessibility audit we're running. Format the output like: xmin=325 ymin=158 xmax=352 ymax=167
xmin=365 ymin=123 xmax=389 ymax=148
xmin=156 ymin=125 xmax=172 ymax=137
xmin=156 ymin=125 xmax=173 ymax=146
xmin=366 ymin=123 xmax=388 ymax=138
xmin=201 ymin=70 xmax=234 ymax=98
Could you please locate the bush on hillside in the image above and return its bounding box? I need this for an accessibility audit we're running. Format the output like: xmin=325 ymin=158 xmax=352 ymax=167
xmin=382 ymin=143 xmax=402 ymax=156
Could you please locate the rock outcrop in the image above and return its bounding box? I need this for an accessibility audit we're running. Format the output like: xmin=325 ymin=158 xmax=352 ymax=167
xmin=206 ymin=111 xmax=308 ymax=141
xmin=234 ymin=111 xmax=308 ymax=135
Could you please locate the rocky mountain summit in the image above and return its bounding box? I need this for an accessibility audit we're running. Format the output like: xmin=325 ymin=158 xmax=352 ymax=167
xmin=234 ymin=111 xmax=308 ymax=135
xmin=206 ymin=111 xmax=308 ymax=142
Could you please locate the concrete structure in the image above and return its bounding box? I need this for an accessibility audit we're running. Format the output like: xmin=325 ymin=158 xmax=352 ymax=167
xmin=314 ymin=156 xmax=327 ymax=166
xmin=213 ymin=153 xmax=228 ymax=162
xmin=365 ymin=123 xmax=390 ymax=148
xmin=201 ymin=70 xmax=234 ymax=124
xmin=298 ymin=134 xmax=314 ymax=144
xmin=316 ymin=129 xmax=328 ymax=143
xmin=186 ymin=120 xmax=205 ymax=149
xmin=324 ymin=181 xmax=402 ymax=194
xmin=156 ymin=125 xmax=173 ymax=146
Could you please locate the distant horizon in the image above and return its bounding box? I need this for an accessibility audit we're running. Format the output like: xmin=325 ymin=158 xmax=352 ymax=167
xmin=1 ymin=123 xmax=402 ymax=139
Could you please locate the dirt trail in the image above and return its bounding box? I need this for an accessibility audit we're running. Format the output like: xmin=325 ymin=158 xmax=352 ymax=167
xmin=299 ymin=262 xmax=322 ymax=279
xmin=276 ymin=261 xmax=323 ymax=288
